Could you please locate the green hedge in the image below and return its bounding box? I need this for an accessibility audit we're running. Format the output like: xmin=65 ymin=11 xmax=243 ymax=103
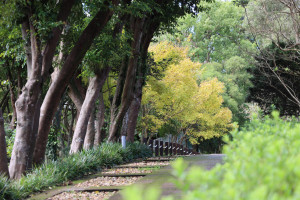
xmin=122 ymin=112 xmax=300 ymax=200
xmin=0 ymin=142 xmax=152 ymax=200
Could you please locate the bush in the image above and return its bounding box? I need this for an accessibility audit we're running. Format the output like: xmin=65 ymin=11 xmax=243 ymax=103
xmin=0 ymin=142 xmax=151 ymax=199
xmin=122 ymin=112 xmax=300 ymax=200
xmin=5 ymin=128 xmax=15 ymax=159
xmin=0 ymin=175 xmax=17 ymax=200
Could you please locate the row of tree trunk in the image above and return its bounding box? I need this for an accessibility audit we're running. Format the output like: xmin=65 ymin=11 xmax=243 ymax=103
xmin=0 ymin=0 xmax=162 ymax=179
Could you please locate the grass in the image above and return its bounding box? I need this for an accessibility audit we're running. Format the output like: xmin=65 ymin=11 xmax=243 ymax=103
xmin=0 ymin=142 xmax=152 ymax=200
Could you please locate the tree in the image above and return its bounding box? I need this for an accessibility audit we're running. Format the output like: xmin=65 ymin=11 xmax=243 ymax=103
xmin=6 ymin=0 xmax=77 ymax=179
xmin=2 ymin=0 xmax=118 ymax=179
xmin=107 ymin=0 xmax=205 ymax=142
xmin=0 ymin=108 xmax=8 ymax=176
xmin=159 ymin=0 xmax=254 ymax=63
xmin=32 ymin=0 xmax=118 ymax=167
xmin=200 ymin=56 xmax=253 ymax=124
xmin=156 ymin=0 xmax=255 ymax=124
xmin=142 ymin=45 xmax=233 ymax=144
xmin=244 ymin=0 xmax=300 ymax=113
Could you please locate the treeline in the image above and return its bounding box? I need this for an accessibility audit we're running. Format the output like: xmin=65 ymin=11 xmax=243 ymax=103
xmin=147 ymin=0 xmax=300 ymax=151
xmin=0 ymin=0 xmax=204 ymax=179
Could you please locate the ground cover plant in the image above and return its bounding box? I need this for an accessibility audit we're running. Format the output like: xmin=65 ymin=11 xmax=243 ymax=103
xmin=122 ymin=112 xmax=300 ymax=200
xmin=0 ymin=142 xmax=151 ymax=200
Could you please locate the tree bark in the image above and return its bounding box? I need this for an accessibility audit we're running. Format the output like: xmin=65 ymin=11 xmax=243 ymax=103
xmin=94 ymin=91 xmax=105 ymax=147
xmin=0 ymin=109 xmax=9 ymax=176
xmin=9 ymin=0 xmax=76 ymax=179
xmin=9 ymin=16 xmax=43 ymax=179
xmin=70 ymin=67 xmax=110 ymax=153
xmin=108 ymin=17 xmax=145 ymax=141
xmin=108 ymin=15 xmax=159 ymax=142
xmin=121 ymin=111 xmax=129 ymax=136
xmin=26 ymin=96 xmax=42 ymax=170
xmin=68 ymin=71 xmax=86 ymax=121
xmin=17 ymin=66 xmax=23 ymax=96
xmin=125 ymin=59 xmax=145 ymax=143
xmin=33 ymin=2 xmax=117 ymax=164
xmin=83 ymin=113 xmax=95 ymax=150
xmin=126 ymin=96 xmax=141 ymax=143
xmin=7 ymin=68 xmax=17 ymax=130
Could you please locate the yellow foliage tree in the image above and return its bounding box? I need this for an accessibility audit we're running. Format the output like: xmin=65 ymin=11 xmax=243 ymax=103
xmin=142 ymin=42 xmax=233 ymax=144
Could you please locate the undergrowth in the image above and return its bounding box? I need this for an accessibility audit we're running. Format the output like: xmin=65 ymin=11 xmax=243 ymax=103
xmin=0 ymin=142 xmax=151 ymax=199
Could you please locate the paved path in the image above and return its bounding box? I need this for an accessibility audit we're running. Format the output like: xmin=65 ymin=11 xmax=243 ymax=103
xmin=109 ymin=154 xmax=225 ymax=200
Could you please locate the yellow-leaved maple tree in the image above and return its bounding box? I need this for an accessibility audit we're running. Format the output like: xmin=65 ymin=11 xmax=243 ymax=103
xmin=142 ymin=41 xmax=233 ymax=144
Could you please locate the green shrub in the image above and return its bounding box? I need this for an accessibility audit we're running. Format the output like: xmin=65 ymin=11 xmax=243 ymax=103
xmin=0 ymin=142 xmax=151 ymax=199
xmin=5 ymin=128 xmax=15 ymax=159
xmin=122 ymin=112 xmax=300 ymax=200
xmin=0 ymin=175 xmax=17 ymax=200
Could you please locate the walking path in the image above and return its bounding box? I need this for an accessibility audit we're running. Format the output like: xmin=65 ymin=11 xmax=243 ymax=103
xmin=109 ymin=154 xmax=225 ymax=200
xmin=28 ymin=155 xmax=224 ymax=200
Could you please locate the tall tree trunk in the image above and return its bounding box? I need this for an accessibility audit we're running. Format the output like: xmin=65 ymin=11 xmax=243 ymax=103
xmin=0 ymin=109 xmax=9 ymax=176
xmin=126 ymin=97 xmax=141 ymax=143
xmin=0 ymin=90 xmax=9 ymax=112
xmin=17 ymin=66 xmax=23 ymax=96
xmin=121 ymin=111 xmax=129 ymax=136
xmin=125 ymin=63 xmax=144 ymax=143
xmin=7 ymin=68 xmax=17 ymax=130
xmin=67 ymin=105 xmax=76 ymax=147
xmin=83 ymin=113 xmax=95 ymax=150
xmin=68 ymin=70 xmax=86 ymax=120
xmin=125 ymin=18 xmax=159 ymax=143
xmin=52 ymin=96 xmax=65 ymax=160
xmin=9 ymin=18 xmax=43 ymax=179
xmin=33 ymin=3 xmax=117 ymax=164
xmin=26 ymin=96 xmax=42 ymax=170
xmin=108 ymin=18 xmax=145 ymax=141
xmin=70 ymin=67 xmax=110 ymax=153
xmin=9 ymin=0 xmax=76 ymax=178
xmin=94 ymin=91 xmax=105 ymax=147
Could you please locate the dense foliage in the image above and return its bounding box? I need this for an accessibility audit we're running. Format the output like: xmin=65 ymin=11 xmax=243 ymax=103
xmin=123 ymin=112 xmax=300 ymax=199
xmin=156 ymin=0 xmax=255 ymax=125
xmin=141 ymin=42 xmax=233 ymax=144
xmin=0 ymin=142 xmax=151 ymax=199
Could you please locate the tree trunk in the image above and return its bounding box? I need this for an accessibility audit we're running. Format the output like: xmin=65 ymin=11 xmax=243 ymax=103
xmin=33 ymin=3 xmax=117 ymax=164
xmin=70 ymin=67 xmax=110 ymax=153
xmin=126 ymin=97 xmax=141 ymax=143
xmin=0 ymin=90 xmax=9 ymax=112
xmin=17 ymin=66 xmax=23 ymax=96
xmin=26 ymin=96 xmax=42 ymax=170
xmin=108 ymin=18 xmax=145 ymax=141
xmin=125 ymin=61 xmax=145 ymax=143
xmin=107 ymin=15 xmax=160 ymax=142
xmin=83 ymin=113 xmax=95 ymax=150
xmin=9 ymin=0 xmax=76 ymax=178
xmin=67 ymin=105 xmax=76 ymax=147
xmin=68 ymin=71 xmax=86 ymax=120
xmin=121 ymin=111 xmax=129 ymax=136
xmin=9 ymin=18 xmax=43 ymax=179
xmin=94 ymin=91 xmax=105 ymax=147
xmin=7 ymin=68 xmax=17 ymax=130
xmin=0 ymin=109 xmax=9 ymax=176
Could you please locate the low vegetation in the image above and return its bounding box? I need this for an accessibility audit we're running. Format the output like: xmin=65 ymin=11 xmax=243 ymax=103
xmin=123 ymin=112 xmax=300 ymax=199
xmin=0 ymin=143 xmax=151 ymax=199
